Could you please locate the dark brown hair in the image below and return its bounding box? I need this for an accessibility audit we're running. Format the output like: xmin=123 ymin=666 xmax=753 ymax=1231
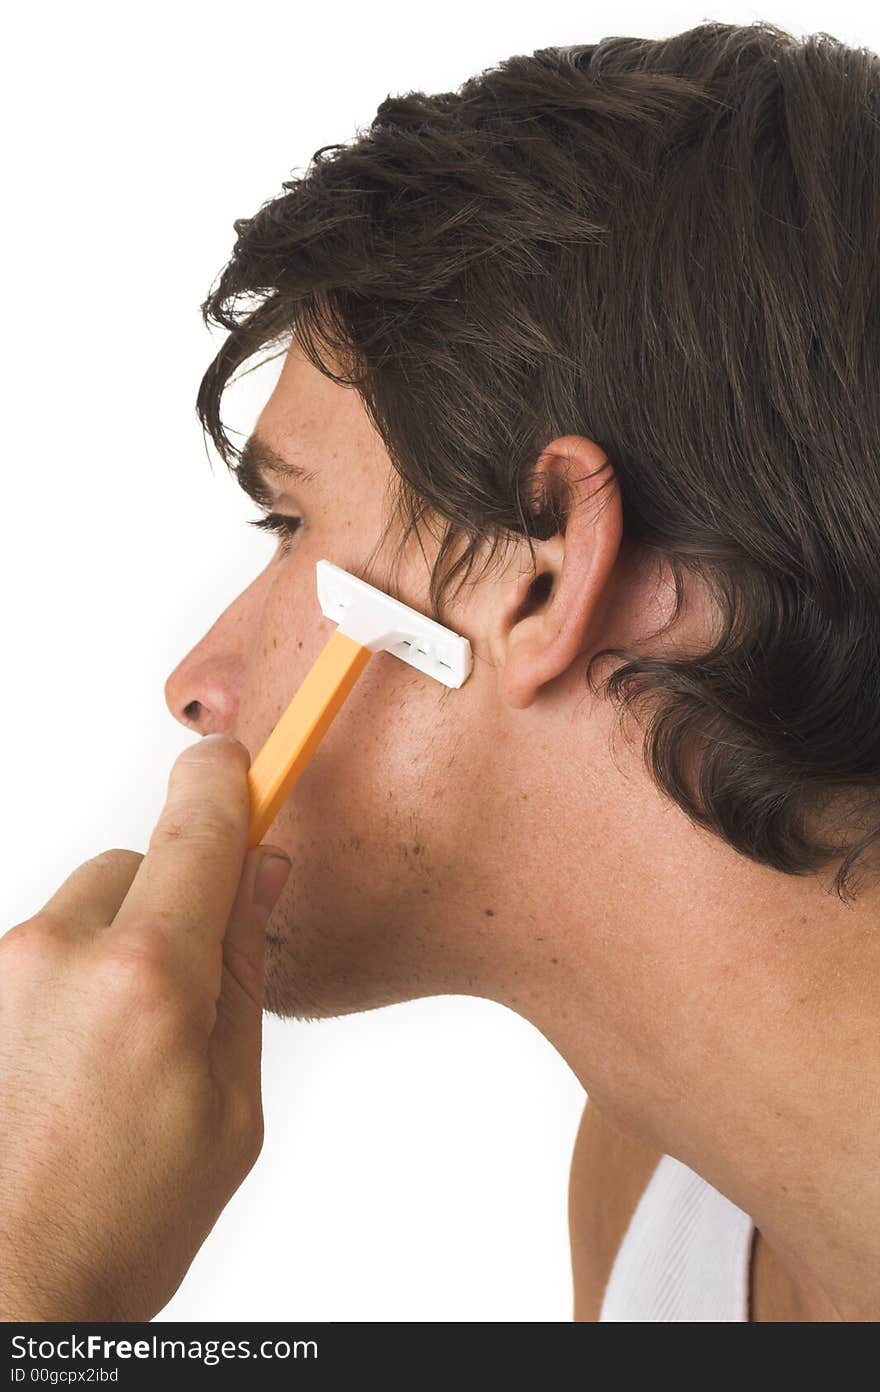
xmin=196 ymin=19 xmax=880 ymax=902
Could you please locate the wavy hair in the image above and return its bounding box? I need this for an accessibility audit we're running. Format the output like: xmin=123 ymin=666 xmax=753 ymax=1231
xmin=196 ymin=20 xmax=880 ymax=902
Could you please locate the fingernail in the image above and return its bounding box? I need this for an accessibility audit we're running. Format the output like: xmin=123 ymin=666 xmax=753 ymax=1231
xmin=253 ymin=852 xmax=292 ymax=920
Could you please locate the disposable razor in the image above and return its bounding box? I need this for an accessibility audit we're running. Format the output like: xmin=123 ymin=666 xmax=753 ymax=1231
xmin=246 ymin=559 xmax=473 ymax=846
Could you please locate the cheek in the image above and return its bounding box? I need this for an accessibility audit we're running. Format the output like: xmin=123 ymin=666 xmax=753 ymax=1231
xmin=250 ymin=542 xmax=478 ymax=894
xmin=281 ymin=646 xmax=471 ymax=907
xmin=254 ymin=539 xmax=351 ymax=693
xmin=301 ymin=657 xmax=459 ymax=824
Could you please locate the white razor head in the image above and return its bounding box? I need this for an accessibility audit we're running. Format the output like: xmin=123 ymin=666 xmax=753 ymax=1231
xmin=316 ymin=559 xmax=473 ymax=688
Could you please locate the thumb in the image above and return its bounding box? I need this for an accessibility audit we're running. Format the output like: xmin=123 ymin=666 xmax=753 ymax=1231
xmin=212 ymin=844 xmax=292 ymax=1086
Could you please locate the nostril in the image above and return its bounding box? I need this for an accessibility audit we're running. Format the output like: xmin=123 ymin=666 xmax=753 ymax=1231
xmin=183 ymin=700 xmax=201 ymax=722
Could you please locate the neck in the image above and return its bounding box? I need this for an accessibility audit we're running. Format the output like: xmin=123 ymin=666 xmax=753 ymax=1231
xmin=525 ymin=850 xmax=880 ymax=1321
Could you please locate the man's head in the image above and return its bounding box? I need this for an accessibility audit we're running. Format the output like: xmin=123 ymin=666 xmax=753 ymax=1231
xmin=166 ymin=334 xmax=660 ymax=1027
xmin=165 ymin=21 xmax=880 ymax=1048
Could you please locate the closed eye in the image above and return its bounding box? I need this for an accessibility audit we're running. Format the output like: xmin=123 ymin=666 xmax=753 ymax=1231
xmin=247 ymin=512 xmax=304 ymax=556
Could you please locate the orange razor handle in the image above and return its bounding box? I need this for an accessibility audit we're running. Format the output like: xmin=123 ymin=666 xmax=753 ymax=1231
xmin=246 ymin=629 xmax=373 ymax=847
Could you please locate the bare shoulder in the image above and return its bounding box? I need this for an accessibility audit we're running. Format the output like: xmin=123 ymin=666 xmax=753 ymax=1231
xmin=568 ymin=1097 xmax=665 ymax=1321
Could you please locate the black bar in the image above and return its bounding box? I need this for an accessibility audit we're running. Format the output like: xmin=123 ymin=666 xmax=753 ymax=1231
xmin=1 ymin=1321 xmax=570 ymax=1386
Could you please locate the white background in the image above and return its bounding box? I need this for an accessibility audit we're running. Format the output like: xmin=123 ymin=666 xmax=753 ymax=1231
xmin=1 ymin=0 xmax=875 ymax=1322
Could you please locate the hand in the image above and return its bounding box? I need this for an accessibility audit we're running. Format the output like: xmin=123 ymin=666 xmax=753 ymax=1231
xmin=0 ymin=733 xmax=292 ymax=1322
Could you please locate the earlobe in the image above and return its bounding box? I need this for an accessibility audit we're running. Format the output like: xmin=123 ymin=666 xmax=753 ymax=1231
xmin=496 ymin=438 xmax=622 ymax=711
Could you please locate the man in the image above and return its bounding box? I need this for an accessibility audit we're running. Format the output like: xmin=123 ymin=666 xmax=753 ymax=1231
xmin=3 ymin=19 xmax=879 ymax=1321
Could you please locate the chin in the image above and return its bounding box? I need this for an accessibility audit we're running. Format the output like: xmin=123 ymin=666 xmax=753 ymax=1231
xmin=260 ymin=931 xmax=346 ymax=1021
xmin=260 ymin=928 xmax=416 ymax=1023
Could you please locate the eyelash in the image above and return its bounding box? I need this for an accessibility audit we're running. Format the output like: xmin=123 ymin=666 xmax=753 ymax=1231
xmin=247 ymin=512 xmax=304 ymax=556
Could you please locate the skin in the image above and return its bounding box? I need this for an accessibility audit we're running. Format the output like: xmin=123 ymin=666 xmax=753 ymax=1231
xmin=3 ymin=333 xmax=879 ymax=1319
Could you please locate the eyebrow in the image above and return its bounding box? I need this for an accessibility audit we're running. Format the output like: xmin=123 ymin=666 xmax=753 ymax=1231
xmin=234 ymin=431 xmax=318 ymax=508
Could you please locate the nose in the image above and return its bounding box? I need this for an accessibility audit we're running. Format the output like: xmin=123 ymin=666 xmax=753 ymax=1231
xmin=164 ymin=568 xmax=270 ymax=737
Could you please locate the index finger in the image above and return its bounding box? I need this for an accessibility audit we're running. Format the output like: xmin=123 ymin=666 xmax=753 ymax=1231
xmin=113 ymin=734 xmax=252 ymax=970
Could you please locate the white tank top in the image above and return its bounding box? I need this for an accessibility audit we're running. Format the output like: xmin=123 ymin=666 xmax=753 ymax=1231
xmin=598 ymin=1153 xmax=756 ymax=1321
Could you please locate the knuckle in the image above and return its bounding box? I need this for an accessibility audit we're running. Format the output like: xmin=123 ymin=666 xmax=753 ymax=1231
xmin=0 ymin=914 xmax=64 ymax=967
xmin=93 ymin=927 xmax=216 ymax=1045
xmin=95 ymin=932 xmax=179 ymax=1009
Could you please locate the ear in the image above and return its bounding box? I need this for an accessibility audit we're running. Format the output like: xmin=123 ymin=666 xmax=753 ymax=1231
xmin=495 ymin=436 xmax=622 ymax=710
